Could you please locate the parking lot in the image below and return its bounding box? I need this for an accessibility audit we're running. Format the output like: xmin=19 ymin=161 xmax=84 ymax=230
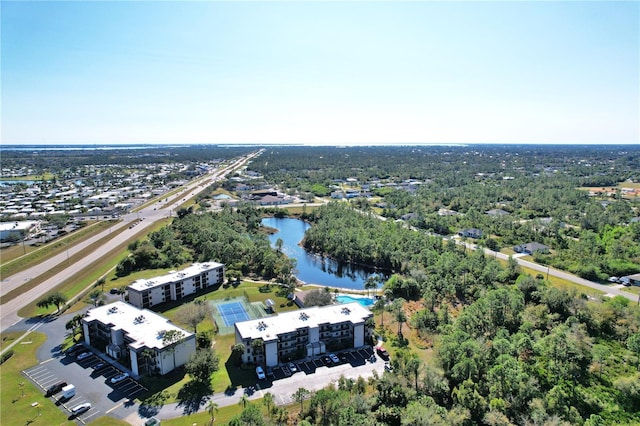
xmin=22 ymin=346 xmax=146 ymax=424
xmin=266 ymin=346 xmax=376 ymax=380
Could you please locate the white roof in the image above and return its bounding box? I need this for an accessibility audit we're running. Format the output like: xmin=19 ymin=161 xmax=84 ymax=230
xmin=235 ymin=302 xmax=371 ymax=342
xmin=83 ymin=301 xmax=192 ymax=351
xmin=0 ymin=220 xmax=39 ymax=231
xmin=128 ymin=262 xmax=224 ymax=292
xmin=129 ymin=262 xmax=224 ymax=291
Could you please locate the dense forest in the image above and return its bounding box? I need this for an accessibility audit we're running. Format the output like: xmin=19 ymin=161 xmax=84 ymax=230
xmin=247 ymin=145 xmax=640 ymax=280
xmin=103 ymin=145 xmax=640 ymax=424
xmin=116 ymin=200 xmax=640 ymax=425
xmin=116 ymin=205 xmax=297 ymax=284
xmin=0 ymin=145 xmax=255 ymax=169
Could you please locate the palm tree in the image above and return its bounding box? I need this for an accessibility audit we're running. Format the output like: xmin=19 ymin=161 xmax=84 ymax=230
xmin=231 ymin=343 xmax=246 ymax=366
xmin=392 ymin=298 xmax=406 ymax=337
xmin=65 ymin=314 xmax=84 ymax=342
xmin=96 ymin=277 xmax=106 ymax=292
xmin=366 ymin=274 xmax=381 ymax=298
xmin=140 ymin=348 xmax=156 ymax=375
xmin=374 ymin=298 xmax=386 ymax=328
xmin=405 ymin=357 xmax=422 ymax=391
xmin=207 ymin=400 xmax=219 ymax=425
xmin=292 ymin=387 xmax=310 ymax=413
xmin=262 ymin=392 xmax=274 ymax=418
xmin=251 ymin=339 xmax=264 ymax=358
xmin=239 ymin=394 xmax=250 ymax=409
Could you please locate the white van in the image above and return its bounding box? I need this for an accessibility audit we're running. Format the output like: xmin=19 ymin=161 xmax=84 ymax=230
xmin=61 ymin=384 xmax=75 ymax=400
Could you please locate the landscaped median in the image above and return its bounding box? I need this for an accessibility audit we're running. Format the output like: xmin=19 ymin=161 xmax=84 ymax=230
xmin=14 ymin=218 xmax=172 ymax=319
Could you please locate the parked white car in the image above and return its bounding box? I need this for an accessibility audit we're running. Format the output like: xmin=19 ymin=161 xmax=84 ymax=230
xmin=70 ymin=402 xmax=91 ymax=416
xmin=110 ymin=372 xmax=129 ymax=384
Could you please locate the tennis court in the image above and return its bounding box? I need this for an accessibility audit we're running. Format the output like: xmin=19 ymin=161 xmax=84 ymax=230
xmin=218 ymin=301 xmax=251 ymax=326
xmin=210 ymin=296 xmax=269 ymax=335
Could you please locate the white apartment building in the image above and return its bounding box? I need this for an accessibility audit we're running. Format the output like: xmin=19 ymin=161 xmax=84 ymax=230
xmin=82 ymin=301 xmax=196 ymax=376
xmin=127 ymin=262 xmax=225 ymax=309
xmin=235 ymin=302 xmax=373 ymax=367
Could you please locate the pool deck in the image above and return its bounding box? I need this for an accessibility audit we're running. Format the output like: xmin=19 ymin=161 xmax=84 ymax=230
xmin=298 ymin=283 xmax=381 ymax=296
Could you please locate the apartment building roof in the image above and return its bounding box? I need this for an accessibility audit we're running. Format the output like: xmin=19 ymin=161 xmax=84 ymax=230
xmin=235 ymin=302 xmax=371 ymax=342
xmin=82 ymin=301 xmax=193 ymax=351
xmin=128 ymin=262 xmax=224 ymax=292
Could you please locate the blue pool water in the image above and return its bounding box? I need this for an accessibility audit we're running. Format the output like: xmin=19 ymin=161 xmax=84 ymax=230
xmin=336 ymin=295 xmax=374 ymax=307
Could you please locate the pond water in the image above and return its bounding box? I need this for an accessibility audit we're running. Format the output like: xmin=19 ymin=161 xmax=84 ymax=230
xmin=262 ymin=217 xmax=379 ymax=290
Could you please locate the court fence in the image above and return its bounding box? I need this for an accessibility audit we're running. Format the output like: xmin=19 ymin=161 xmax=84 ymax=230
xmin=209 ymin=296 xmax=268 ymax=335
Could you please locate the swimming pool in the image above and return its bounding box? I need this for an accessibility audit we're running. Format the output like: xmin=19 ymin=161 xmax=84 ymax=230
xmin=336 ymin=295 xmax=374 ymax=307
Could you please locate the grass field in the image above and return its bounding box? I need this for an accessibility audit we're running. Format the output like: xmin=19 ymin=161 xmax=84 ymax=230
xmin=0 ymin=173 xmax=55 ymax=181
xmin=138 ymin=281 xmax=299 ymax=404
xmin=0 ymin=332 xmax=76 ymax=426
xmin=0 ymin=220 xmax=114 ymax=278
xmin=15 ymin=218 xmax=172 ymax=318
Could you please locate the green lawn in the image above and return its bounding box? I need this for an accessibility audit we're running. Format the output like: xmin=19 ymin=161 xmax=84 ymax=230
xmin=137 ymin=281 xmax=300 ymax=407
xmin=16 ymin=218 xmax=172 ymax=318
xmin=161 ymin=400 xmax=267 ymax=426
xmin=0 ymin=332 xmax=76 ymax=426
xmin=0 ymin=220 xmax=113 ymax=277
xmin=621 ymin=285 xmax=640 ymax=296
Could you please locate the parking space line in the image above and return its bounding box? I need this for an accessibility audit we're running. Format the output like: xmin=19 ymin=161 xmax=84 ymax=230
xmin=36 ymin=372 xmax=54 ymax=380
xmin=40 ymin=358 xmax=55 ymax=365
xmin=40 ymin=377 xmax=58 ymax=386
xmin=29 ymin=372 xmax=49 ymax=381
xmin=128 ymin=387 xmax=145 ymax=398
xmin=81 ymin=410 xmax=100 ymax=422
xmin=118 ymin=382 xmax=137 ymax=393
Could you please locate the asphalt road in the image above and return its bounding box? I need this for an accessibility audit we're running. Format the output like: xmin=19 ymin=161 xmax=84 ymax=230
xmin=0 ymin=152 xmax=260 ymax=332
xmin=469 ymin=242 xmax=639 ymax=302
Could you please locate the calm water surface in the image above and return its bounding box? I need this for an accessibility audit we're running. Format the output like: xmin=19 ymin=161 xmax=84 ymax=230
xmin=262 ymin=217 xmax=378 ymax=290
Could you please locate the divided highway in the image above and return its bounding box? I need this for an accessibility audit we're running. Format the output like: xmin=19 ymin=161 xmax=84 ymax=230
xmin=0 ymin=151 xmax=261 ymax=332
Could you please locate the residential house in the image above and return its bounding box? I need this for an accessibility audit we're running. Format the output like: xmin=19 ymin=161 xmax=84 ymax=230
xmin=513 ymin=242 xmax=550 ymax=255
xmin=458 ymin=228 xmax=483 ymax=239
xmin=486 ymin=209 xmax=509 ymax=217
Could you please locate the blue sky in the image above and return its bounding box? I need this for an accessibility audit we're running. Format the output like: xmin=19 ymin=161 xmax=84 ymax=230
xmin=2 ymin=1 xmax=638 ymax=145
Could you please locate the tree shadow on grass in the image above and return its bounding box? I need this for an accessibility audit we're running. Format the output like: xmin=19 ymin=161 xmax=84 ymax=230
xmin=176 ymin=380 xmax=212 ymax=415
xmin=225 ymin=355 xmax=256 ymax=388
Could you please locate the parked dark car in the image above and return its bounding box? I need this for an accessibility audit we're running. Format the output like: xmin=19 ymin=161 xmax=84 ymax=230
xmin=376 ymin=346 xmax=390 ymax=360
xmin=45 ymin=381 xmax=67 ymax=396
xmin=64 ymin=344 xmax=83 ymax=356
